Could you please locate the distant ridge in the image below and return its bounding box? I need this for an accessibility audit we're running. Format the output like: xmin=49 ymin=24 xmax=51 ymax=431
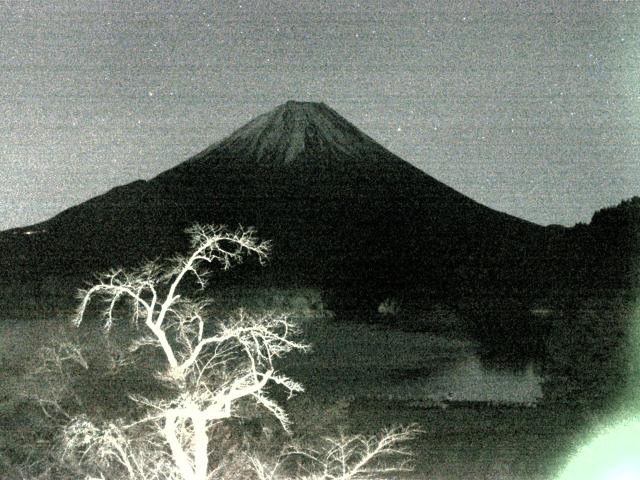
xmin=0 ymin=100 xmax=556 ymax=308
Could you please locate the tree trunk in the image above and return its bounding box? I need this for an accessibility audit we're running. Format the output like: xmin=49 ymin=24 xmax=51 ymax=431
xmin=164 ymin=413 xmax=195 ymax=480
xmin=192 ymin=415 xmax=209 ymax=480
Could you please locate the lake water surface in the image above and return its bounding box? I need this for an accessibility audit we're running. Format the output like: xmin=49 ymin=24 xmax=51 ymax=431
xmin=1 ymin=316 xmax=544 ymax=405
xmin=288 ymin=318 xmax=544 ymax=404
xmin=402 ymin=354 xmax=542 ymax=403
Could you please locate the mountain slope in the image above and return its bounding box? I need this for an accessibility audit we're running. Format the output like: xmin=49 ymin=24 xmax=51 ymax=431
xmin=0 ymin=101 xmax=551 ymax=304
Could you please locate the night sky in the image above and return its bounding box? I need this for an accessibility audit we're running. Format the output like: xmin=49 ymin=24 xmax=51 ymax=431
xmin=1 ymin=0 xmax=638 ymax=230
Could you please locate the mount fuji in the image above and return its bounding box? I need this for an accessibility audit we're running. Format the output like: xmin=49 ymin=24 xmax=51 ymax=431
xmin=0 ymin=101 xmax=553 ymax=305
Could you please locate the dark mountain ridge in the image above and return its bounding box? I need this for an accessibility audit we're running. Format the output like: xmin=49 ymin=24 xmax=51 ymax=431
xmin=552 ymin=196 xmax=640 ymax=293
xmin=2 ymin=101 xmax=626 ymax=311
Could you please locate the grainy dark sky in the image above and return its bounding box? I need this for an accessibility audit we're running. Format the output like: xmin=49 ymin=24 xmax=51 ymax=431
xmin=1 ymin=0 xmax=638 ymax=230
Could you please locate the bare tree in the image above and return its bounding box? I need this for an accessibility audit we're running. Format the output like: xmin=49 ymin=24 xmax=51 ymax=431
xmin=65 ymin=224 xmax=309 ymax=480
xmin=52 ymin=224 xmax=419 ymax=480
xmin=251 ymin=425 xmax=420 ymax=480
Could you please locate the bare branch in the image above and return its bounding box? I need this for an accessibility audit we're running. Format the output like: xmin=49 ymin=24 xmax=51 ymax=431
xmin=54 ymin=223 xmax=419 ymax=480
xmin=276 ymin=425 xmax=421 ymax=480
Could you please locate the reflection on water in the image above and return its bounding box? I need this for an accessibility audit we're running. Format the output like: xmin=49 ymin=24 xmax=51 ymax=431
xmin=412 ymin=354 xmax=543 ymax=404
xmin=288 ymin=318 xmax=544 ymax=404
xmin=303 ymin=350 xmax=544 ymax=405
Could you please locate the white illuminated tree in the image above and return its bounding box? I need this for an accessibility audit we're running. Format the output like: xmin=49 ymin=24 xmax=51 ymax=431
xmin=65 ymin=224 xmax=309 ymax=480
xmin=54 ymin=223 xmax=419 ymax=480
xmin=251 ymin=425 xmax=420 ymax=480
